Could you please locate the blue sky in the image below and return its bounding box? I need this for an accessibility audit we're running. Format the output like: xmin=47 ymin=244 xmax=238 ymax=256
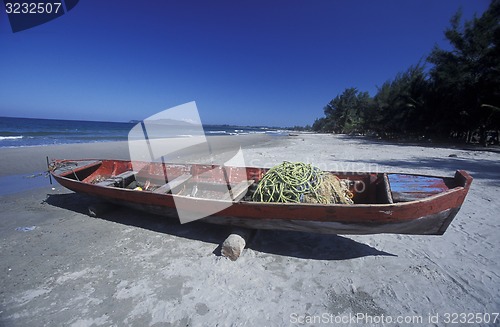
xmin=0 ymin=1 xmax=490 ymax=127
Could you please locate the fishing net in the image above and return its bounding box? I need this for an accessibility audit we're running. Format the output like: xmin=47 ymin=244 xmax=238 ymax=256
xmin=252 ymin=161 xmax=353 ymax=204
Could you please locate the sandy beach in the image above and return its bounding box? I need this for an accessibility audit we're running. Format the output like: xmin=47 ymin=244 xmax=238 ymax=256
xmin=1 ymin=134 xmax=499 ymax=326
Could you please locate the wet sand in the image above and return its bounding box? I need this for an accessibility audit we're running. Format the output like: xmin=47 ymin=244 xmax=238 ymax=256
xmin=0 ymin=134 xmax=499 ymax=326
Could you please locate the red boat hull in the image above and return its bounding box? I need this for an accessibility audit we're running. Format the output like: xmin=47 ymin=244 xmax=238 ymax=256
xmin=50 ymin=159 xmax=472 ymax=235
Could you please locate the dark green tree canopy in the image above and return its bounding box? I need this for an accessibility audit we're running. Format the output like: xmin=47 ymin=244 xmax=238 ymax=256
xmin=428 ymin=0 xmax=500 ymax=133
xmin=322 ymin=88 xmax=371 ymax=134
xmin=312 ymin=0 xmax=500 ymax=143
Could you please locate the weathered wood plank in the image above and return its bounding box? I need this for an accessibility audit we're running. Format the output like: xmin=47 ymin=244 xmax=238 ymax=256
xmin=383 ymin=173 xmax=394 ymax=204
xmin=388 ymin=174 xmax=449 ymax=202
xmin=221 ymin=180 xmax=254 ymax=202
xmin=153 ymin=173 xmax=192 ymax=194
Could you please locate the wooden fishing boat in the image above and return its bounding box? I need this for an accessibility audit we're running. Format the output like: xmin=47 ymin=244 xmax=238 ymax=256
xmin=50 ymin=159 xmax=472 ymax=235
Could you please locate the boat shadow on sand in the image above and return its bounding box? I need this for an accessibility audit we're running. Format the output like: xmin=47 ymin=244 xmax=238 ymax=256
xmin=44 ymin=192 xmax=395 ymax=261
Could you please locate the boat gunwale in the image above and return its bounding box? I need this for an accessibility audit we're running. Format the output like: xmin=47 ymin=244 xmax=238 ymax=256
xmin=49 ymin=159 xmax=472 ymax=234
xmin=50 ymin=159 xmax=472 ymax=209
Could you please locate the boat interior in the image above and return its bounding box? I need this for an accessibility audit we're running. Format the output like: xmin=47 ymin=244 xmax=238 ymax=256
xmin=53 ymin=160 xmax=459 ymax=205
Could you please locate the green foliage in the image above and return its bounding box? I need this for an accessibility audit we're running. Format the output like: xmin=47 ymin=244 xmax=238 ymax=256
xmin=312 ymin=117 xmax=327 ymax=132
xmin=286 ymin=125 xmax=312 ymax=131
xmin=371 ymin=64 xmax=430 ymax=135
xmin=312 ymin=0 xmax=500 ymax=141
xmin=320 ymin=88 xmax=372 ymax=134
xmin=427 ymin=0 xmax=500 ymax=135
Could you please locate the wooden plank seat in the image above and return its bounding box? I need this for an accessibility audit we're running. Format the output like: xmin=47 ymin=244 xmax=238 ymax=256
xmin=97 ymin=171 xmax=137 ymax=188
xmin=388 ymin=174 xmax=450 ymax=202
xmin=221 ymin=180 xmax=255 ymax=202
xmin=382 ymin=173 xmax=394 ymax=204
xmin=153 ymin=173 xmax=192 ymax=194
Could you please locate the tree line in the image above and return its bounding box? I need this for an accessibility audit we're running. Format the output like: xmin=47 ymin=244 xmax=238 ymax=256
xmin=312 ymin=0 xmax=500 ymax=144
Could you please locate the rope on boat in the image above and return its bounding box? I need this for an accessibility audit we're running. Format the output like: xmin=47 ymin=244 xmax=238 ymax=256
xmin=252 ymin=161 xmax=353 ymax=204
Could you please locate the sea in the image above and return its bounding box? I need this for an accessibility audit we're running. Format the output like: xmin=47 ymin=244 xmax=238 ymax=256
xmin=0 ymin=116 xmax=285 ymax=148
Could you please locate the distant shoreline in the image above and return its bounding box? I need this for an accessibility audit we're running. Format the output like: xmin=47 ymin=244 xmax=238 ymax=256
xmin=307 ymin=131 xmax=500 ymax=154
xmin=0 ymin=116 xmax=287 ymax=148
xmin=0 ymin=134 xmax=275 ymax=177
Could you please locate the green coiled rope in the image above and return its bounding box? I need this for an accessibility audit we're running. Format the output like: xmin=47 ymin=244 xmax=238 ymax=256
xmin=252 ymin=161 xmax=352 ymax=204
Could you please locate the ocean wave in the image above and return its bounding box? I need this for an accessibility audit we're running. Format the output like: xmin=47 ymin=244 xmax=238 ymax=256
xmin=0 ymin=135 xmax=23 ymax=141
xmin=206 ymin=131 xmax=228 ymax=134
xmin=0 ymin=117 xmax=287 ymax=148
xmin=0 ymin=130 xmax=78 ymax=136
